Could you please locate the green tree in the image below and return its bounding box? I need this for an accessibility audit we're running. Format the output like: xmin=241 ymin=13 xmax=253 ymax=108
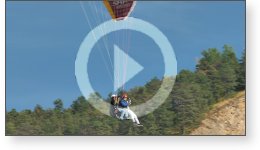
xmin=63 ymin=110 xmax=75 ymax=135
xmin=71 ymin=96 xmax=89 ymax=114
xmin=196 ymin=48 xmax=224 ymax=100
xmin=6 ymin=122 xmax=16 ymax=135
xmin=196 ymin=46 xmax=239 ymax=100
xmin=53 ymin=99 xmax=63 ymax=112
xmin=220 ymin=45 xmax=239 ymax=95
xmin=34 ymin=104 xmax=44 ymax=116
xmin=172 ymin=83 xmax=201 ymax=135
xmin=140 ymin=113 xmax=159 ymax=135
xmin=237 ymin=49 xmax=246 ymax=90
xmin=171 ymin=71 xmax=207 ymax=134
xmin=194 ymin=71 xmax=214 ymax=105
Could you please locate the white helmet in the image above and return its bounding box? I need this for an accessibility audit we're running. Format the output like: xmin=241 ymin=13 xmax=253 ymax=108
xmin=111 ymin=94 xmax=117 ymax=98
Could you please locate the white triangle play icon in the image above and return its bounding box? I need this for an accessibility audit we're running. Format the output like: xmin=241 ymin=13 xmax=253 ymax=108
xmin=114 ymin=44 xmax=144 ymax=92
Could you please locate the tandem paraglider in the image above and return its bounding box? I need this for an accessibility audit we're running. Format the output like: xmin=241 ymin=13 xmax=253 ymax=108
xmin=110 ymin=93 xmax=143 ymax=126
xmin=79 ymin=0 xmax=142 ymax=126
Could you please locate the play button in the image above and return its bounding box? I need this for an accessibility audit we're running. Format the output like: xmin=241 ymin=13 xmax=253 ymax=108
xmin=75 ymin=17 xmax=177 ymax=117
xmin=114 ymin=45 xmax=144 ymax=92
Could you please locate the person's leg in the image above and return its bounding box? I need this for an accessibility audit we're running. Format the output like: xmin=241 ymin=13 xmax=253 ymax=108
xmin=122 ymin=108 xmax=128 ymax=119
xmin=117 ymin=108 xmax=125 ymax=120
xmin=132 ymin=113 xmax=140 ymax=124
xmin=128 ymin=109 xmax=140 ymax=124
xmin=111 ymin=106 xmax=118 ymax=117
xmin=127 ymin=108 xmax=135 ymax=123
xmin=110 ymin=106 xmax=114 ymax=116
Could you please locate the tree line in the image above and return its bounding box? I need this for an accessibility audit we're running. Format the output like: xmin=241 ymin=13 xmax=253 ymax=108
xmin=6 ymin=45 xmax=245 ymax=135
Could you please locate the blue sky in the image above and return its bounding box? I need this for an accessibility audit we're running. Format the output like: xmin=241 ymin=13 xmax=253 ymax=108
xmin=6 ymin=1 xmax=245 ymax=111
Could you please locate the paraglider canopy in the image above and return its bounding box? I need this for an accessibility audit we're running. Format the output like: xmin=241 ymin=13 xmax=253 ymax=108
xmin=103 ymin=0 xmax=136 ymax=21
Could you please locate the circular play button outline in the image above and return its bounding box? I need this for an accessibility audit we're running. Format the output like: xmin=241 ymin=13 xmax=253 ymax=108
xmin=75 ymin=17 xmax=177 ymax=117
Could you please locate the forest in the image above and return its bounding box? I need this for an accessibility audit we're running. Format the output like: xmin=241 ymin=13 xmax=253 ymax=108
xmin=6 ymin=45 xmax=246 ymax=135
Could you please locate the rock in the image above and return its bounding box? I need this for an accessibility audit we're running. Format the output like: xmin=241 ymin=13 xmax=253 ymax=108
xmin=190 ymin=91 xmax=245 ymax=135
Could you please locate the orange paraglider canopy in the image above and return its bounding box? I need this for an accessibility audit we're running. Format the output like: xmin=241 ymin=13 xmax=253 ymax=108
xmin=103 ymin=0 xmax=136 ymax=21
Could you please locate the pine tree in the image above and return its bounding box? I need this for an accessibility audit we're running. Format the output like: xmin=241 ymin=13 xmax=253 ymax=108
xmin=220 ymin=45 xmax=239 ymax=95
xmin=140 ymin=113 xmax=159 ymax=135
xmin=53 ymin=99 xmax=63 ymax=112
xmin=237 ymin=49 xmax=246 ymax=90
xmin=172 ymin=71 xmax=202 ymax=134
xmin=196 ymin=48 xmax=223 ymax=100
xmin=6 ymin=122 xmax=16 ymax=135
xmin=196 ymin=47 xmax=239 ymax=101
xmin=63 ymin=110 xmax=75 ymax=135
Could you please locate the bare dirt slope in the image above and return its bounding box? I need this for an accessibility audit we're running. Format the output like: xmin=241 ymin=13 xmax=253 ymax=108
xmin=191 ymin=91 xmax=245 ymax=135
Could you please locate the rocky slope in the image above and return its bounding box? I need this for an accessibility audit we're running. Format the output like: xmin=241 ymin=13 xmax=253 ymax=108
xmin=191 ymin=91 xmax=245 ymax=135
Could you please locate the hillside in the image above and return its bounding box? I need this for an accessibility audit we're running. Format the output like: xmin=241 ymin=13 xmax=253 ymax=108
xmin=6 ymin=47 xmax=245 ymax=136
xmin=191 ymin=91 xmax=245 ymax=135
